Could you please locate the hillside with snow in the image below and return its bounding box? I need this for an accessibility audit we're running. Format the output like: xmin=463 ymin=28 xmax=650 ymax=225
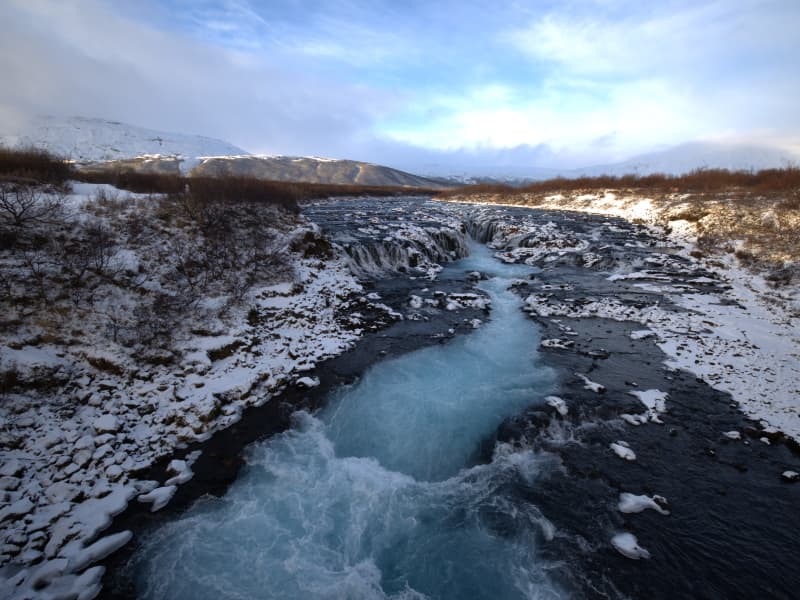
xmin=192 ymin=155 xmax=448 ymax=188
xmin=575 ymin=141 xmax=799 ymax=177
xmin=422 ymin=141 xmax=800 ymax=184
xmin=0 ymin=116 xmax=248 ymax=162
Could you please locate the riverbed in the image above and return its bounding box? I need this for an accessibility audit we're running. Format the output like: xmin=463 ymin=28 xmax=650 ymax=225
xmin=104 ymin=197 xmax=800 ymax=600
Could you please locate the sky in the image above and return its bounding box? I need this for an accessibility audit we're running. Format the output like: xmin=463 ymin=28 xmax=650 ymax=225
xmin=1 ymin=0 xmax=799 ymax=174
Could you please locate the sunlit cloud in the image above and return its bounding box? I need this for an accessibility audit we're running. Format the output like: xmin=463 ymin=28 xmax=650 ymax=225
xmin=1 ymin=0 xmax=799 ymax=172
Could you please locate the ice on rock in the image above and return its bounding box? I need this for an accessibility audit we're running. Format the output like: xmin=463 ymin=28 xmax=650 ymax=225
xmin=722 ymin=430 xmax=741 ymax=440
xmin=67 ymin=530 xmax=133 ymax=572
xmin=0 ymin=498 xmax=34 ymax=522
xmin=545 ymin=396 xmax=568 ymax=417
xmin=0 ymin=458 xmax=22 ymax=477
xmin=630 ymin=329 xmax=655 ymax=340
xmin=611 ymin=532 xmax=651 ymax=560
xmin=620 ymin=413 xmax=649 ymax=426
xmin=164 ymin=460 xmax=193 ymax=486
xmin=74 ymin=435 xmax=95 ymax=450
xmin=782 ymin=470 xmax=799 ymax=482
xmin=577 ymin=373 xmax=606 ymax=393
xmin=138 ymin=485 xmax=177 ymax=511
xmin=618 ymin=493 xmax=670 ymax=515
xmin=629 ymin=389 xmax=668 ymax=423
xmin=92 ymin=414 xmax=119 ymax=434
xmin=296 ymin=376 xmax=320 ymax=389
xmin=540 ymin=338 xmax=574 ymax=349
xmin=610 ymin=441 xmax=637 ymax=461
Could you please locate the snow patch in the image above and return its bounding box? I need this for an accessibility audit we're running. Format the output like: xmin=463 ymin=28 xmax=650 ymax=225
xmin=611 ymin=532 xmax=651 ymax=560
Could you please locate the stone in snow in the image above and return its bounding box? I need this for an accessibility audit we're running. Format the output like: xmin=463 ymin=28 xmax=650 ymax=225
xmin=165 ymin=459 xmax=193 ymax=486
xmin=576 ymin=373 xmax=606 ymax=393
xmin=611 ymin=532 xmax=651 ymax=560
xmin=610 ymin=441 xmax=637 ymax=461
xmin=93 ymin=414 xmax=119 ymax=433
xmin=618 ymin=493 xmax=670 ymax=515
xmin=545 ymin=396 xmax=568 ymax=417
xmin=782 ymin=470 xmax=799 ymax=482
xmin=296 ymin=376 xmax=320 ymax=388
xmin=138 ymin=485 xmax=177 ymax=511
xmin=0 ymin=498 xmax=34 ymax=522
xmin=67 ymin=530 xmax=133 ymax=573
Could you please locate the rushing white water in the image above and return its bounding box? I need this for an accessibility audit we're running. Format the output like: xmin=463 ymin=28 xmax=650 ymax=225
xmin=128 ymin=241 xmax=562 ymax=599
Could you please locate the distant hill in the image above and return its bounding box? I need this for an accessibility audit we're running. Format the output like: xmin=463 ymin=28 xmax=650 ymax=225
xmin=420 ymin=141 xmax=799 ymax=184
xmin=1 ymin=116 xmax=447 ymax=188
xmin=192 ymin=155 xmax=447 ymax=188
xmin=0 ymin=116 xmax=247 ymax=163
xmin=573 ymin=141 xmax=799 ymax=177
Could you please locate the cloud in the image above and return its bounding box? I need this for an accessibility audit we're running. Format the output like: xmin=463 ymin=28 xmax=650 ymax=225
xmin=507 ymin=1 xmax=799 ymax=76
xmin=1 ymin=0 xmax=798 ymax=175
xmin=0 ymin=0 xmax=395 ymax=156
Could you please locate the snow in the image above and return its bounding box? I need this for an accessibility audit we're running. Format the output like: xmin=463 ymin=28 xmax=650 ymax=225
xmin=610 ymin=441 xmax=637 ymax=461
xmin=0 ymin=115 xmax=247 ymax=166
xmin=576 ymin=373 xmax=606 ymax=393
xmin=545 ymin=396 xmax=568 ymax=417
xmin=620 ymin=413 xmax=649 ymax=426
xmin=92 ymin=415 xmax=119 ymax=434
xmin=138 ymin=486 xmax=177 ymax=512
xmin=540 ymin=338 xmax=574 ymax=349
xmin=296 ymin=376 xmax=321 ymax=388
xmin=618 ymin=493 xmax=670 ymax=515
xmin=611 ymin=532 xmax=651 ymax=560
xmin=629 ymin=390 xmax=668 ymax=424
xmin=723 ymin=430 xmax=742 ymax=440
xmin=0 ymin=185 xmax=416 ymax=596
xmin=0 ymin=499 xmax=34 ymax=522
xmin=630 ymin=329 xmax=655 ymax=340
xmin=67 ymin=530 xmax=133 ymax=573
xmin=504 ymin=193 xmax=800 ymax=441
xmin=164 ymin=460 xmax=193 ymax=486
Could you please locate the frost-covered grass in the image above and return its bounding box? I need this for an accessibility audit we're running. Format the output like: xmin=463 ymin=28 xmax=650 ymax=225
xmin=0 ymin=180 xmax=407 ymax=596
xmin=442 ymin=198 xmax=800 ymax=444
xmin=441 ymin=185 xmax=800 ymax=281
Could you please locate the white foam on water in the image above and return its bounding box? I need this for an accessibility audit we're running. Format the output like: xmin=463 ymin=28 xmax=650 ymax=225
xmin=126 ymin=241 xmax=565 ymax=599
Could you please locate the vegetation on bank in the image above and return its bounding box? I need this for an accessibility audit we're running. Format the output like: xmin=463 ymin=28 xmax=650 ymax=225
xmin=435 ymin=167 xmax=800 ymax=197
xmin=1 ymin=146 xmax=442 ymax=215
xmin=437 ymin=167 xmax=800 ymax=281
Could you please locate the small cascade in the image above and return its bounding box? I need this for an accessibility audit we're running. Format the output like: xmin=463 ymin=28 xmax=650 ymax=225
xmin=341 ymin=226 xmax=468 ymax=278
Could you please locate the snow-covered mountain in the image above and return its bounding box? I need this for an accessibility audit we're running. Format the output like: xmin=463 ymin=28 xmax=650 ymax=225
xmin=192 ymin=155 xmax=448 ymax=188
xmin=0 ymin=115 xmax=248 ymax=162
xmin=1 ymin=116 xmax=445 ymax=187
xmin=574 ymin=142 xmax=799 ymax=177
xmin=421 ymin=141 xmax=799 ymax=184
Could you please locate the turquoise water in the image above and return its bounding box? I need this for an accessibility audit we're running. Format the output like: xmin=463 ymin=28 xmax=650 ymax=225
xmin=129 ymin=241 xmax=561 ymax=599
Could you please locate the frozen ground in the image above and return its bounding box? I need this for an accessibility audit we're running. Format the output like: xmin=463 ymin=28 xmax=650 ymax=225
xmin=444 ymin=195 xmax=800 ymax=443
xmin=0 ymin=190 xmax=479 ymax=599
xmin=2 ymin=188 xmax=799 ymax=599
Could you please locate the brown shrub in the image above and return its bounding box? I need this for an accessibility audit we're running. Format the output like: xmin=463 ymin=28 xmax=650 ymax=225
xmin=0 ymin=146 xmax=73 ymax=186
xmin=437 ymin=167 xmax=800 ymax=199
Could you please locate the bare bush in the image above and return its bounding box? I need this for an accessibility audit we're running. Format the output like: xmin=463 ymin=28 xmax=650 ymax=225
xmin=437 ymin=167 xmax=800 ymax=199
xmin=0 ymin=182 xmax=66 ymax=229
xmin=0 ymin=146 xmax=73 ymax=185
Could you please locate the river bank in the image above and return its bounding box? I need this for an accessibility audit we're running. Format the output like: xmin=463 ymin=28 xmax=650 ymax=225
xmin=3 ymin=195 xmax=799 ymax=599
xmin=108 ymin=199 xmax=800 ymax=599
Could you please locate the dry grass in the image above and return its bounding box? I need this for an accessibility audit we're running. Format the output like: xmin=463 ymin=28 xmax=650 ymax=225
xmin=0 ymin=146 xmax=74 ymax=187
xmin=77 ymin=170 xmax=441 ymax=213
xmin=439 ymin=169 xmax=800 ymax=279
xmin=437 ymin=167 xmax=800 ymax=198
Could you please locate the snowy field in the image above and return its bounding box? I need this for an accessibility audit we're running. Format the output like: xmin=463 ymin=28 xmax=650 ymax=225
xmin=444 ymin=194 xmax=800 ymax=443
